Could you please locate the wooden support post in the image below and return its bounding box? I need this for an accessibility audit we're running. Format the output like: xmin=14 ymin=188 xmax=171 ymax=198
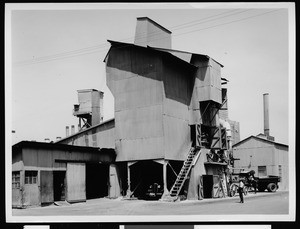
xmin=162 ymin=160 xmax=170 ymax=198
xmin=126 ymin=162 xmax=132 ymax=198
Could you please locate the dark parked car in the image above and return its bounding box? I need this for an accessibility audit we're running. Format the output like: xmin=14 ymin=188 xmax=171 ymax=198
xmin=145 ymin=183 xmax=163 ymax=200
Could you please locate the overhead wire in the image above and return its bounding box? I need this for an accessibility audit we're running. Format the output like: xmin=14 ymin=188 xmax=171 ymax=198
xmin=13 ymin=9 xmax=281 ymax=67
xmin=13 ymin=9 xmax=243 ymax=66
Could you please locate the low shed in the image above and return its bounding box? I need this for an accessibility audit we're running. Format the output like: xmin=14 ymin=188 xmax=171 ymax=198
xmin=233 ymin=135 xmax=288 ymax=190
xmin=12 ymin=141 xmax=115 ymax=208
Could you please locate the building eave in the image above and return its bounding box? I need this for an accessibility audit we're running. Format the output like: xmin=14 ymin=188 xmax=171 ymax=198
xmin=12 ymin=141 xmax=101 ymax=153
xmin=232 ymin=135 xmax=288 ymax=148
xmin=55 ymin=118 xmax=115 ymax=144
xmin=147 ymin=46 xmax=224 ymax=68
xmin=104 ymin=39 xmax=198 ymax=71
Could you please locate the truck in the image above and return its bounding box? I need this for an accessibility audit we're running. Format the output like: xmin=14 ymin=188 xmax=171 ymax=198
xmin=228 ymin=169 xmax=280 ymax=196
xmin=256 ymin=175 xmax=280 ymax=192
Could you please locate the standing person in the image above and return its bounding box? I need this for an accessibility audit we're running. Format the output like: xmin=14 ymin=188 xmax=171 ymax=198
xmin=238 ymin=179 xmax=245 ymax=203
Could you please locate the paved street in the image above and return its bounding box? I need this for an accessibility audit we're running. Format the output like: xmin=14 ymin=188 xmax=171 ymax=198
xmin=12 ymin=191 xmax=288 ymax=216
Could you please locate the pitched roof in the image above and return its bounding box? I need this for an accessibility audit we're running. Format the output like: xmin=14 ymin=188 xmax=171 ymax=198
xmin=55 ymin=118 xmax=115 ymax=144
xmin=12 ymin=140 xmax=101 ymax=153
xmin=148 ymin=46 xmax=224 ymax=67
xmin=232 ymin=135 xmax=288 ymax=148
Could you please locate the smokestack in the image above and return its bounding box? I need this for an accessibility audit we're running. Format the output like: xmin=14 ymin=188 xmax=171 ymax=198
xmin=66 ymin=126 xmax=70 ymax=137
xmin=263 ymin=93 xmax=270 ymax=136
xmin=71 ymin=125 xmax=75 ymax=135
xmin=134 ymin=17 xmax=172 ymax=49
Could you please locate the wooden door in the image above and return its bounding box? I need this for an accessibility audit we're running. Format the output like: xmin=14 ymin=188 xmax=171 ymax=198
xmin=40 ymin=170 xmax=54 ymax=204
xmin=66 ymin=163 xmax=86 ymax=203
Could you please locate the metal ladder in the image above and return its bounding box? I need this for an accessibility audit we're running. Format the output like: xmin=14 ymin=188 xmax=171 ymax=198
xmin=169 ymin=147 xmax=201 ymax=199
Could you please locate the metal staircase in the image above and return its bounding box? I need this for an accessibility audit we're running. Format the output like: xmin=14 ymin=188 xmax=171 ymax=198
xmin=169 ymin=147 xmax=201 ymax=199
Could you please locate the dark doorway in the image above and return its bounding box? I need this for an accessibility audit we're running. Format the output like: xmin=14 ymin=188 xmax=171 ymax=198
xmin=86 ymin=163 xmax=109 ymax=199
xmin=53 ymin=171 xmax=66 ymax=201
xmin=202 ymin=175 xmax=214 ymax=198
xmin=130 ymin=161 xmax=163 ymax=200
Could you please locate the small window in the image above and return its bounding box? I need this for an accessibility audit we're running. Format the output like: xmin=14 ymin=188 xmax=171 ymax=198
xmin=25 ymin=171 xmax=38 ymax=184
xmin=258 ymin=166 xmax=267 ymax=177
xmin=12 ymin=171 xmax=20 ymax=188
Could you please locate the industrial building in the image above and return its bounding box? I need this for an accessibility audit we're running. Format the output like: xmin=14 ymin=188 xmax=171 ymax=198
xmin=12 ymin=141 xmax=115 ymax=208
xmin=12 ymin=17 xmax=242 ymax=207
xmin=232 ymin=93 xmax=289 ymax=190
xmin=57 ymin=17 xmax=240 ymax=201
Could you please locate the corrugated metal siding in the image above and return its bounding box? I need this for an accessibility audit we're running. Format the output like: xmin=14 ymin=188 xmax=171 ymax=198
xmin=115 ymin=105 xmax=164 ymax=140
xmin=21 ymin=147 xmax=113 ymax=169
xmin=60 ymin=122 xmax=115 ymax=149
xmin=163 ymin=115 xmax=190 ymax=160
xmin=233 ymin=138 xmax=275 ymax=168
xmin=106 ymin=47 xmax=165 ymax=161
xmin=114 ymin=76 xmax=163 ymax=112
xmin=232 ymin=137 xmax=289 ymax=190
xmin=191 ymin=56 xmax=222 ymax=104
xmin=274 ymin=145 xmax=289 ymax=190
xmin=162 ymin=56 xmax=193 ymax=160
xmin=115 ymin=137 xmax=164 ymax=161
xmin=134 ymin=18 xmax=171 ymax=49
xmin=77 ymin=91 xmax=93 ymax=114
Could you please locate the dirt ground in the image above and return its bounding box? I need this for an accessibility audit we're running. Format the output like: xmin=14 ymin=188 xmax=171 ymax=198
xmin=10 ymin=191 xmax=289 ymax=222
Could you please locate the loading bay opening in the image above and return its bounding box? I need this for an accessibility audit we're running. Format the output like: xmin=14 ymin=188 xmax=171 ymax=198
xmin=86 ymin=163 xmax=109 ymax=199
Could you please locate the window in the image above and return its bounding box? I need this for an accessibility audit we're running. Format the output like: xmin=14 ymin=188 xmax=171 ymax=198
xmin=258 ymin=166 xmax=267 ymax=177
xmin=25 ymin=171 xmax=38 ymax=184
xmin=12 ymin=171 xmax=20 ymax=188
xmin=278 ymin=165 xmax=282 ymax=178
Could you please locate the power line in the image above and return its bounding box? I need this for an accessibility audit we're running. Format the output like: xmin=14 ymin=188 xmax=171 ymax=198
xmin=174 ymin=9 xmax=281 ymax=37
xmin=233 ymin=146 xmax=274 ymax=150
xmin=13 ymin=9 xmax=243 ymax=66
xmin=13 ymin=9 xmax=281 ymax=66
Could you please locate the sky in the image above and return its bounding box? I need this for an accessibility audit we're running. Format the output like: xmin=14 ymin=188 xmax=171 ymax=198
xmin=6 ymin=3 xmax=294 ymax=146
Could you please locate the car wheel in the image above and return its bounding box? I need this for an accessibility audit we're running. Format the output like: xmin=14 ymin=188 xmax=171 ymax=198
xmin=243 ymin=186 xmax=248 ymax=196
xmin=267 ymin=183 xmax=277 ymax=192
xmin=229 ymin=184 xmax=237 ymax=197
